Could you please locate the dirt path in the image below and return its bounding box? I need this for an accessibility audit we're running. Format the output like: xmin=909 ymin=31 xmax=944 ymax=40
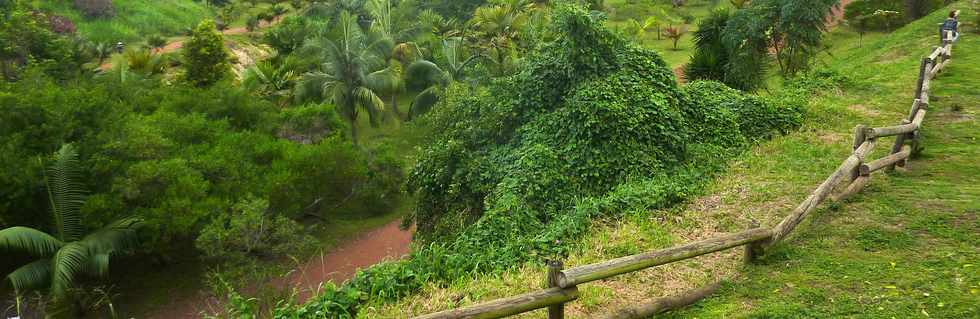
xmin=273 ymin=220 xmax=415 ymax=302
xmin=144 ymin=219 xmax=413 ymax=318
xmin=98 ymin=17 xmax=281 ymax=71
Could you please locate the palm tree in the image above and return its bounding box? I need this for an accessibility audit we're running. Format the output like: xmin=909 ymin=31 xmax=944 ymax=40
xmin=295 ymin=11 xmax=385 ymax=145
xmin=0 ymin=144 xmax=144 ymax=305
xmin=469 ymin=0 xmax=531 ymax=76
xmin=405 ymin=38 xmax=485 ymax=119
xmin=243 ymin=59 xmax=298 ymax=107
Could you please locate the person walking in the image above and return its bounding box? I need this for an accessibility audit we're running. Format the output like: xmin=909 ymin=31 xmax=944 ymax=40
xmin=939 ymin=10 xmax=960 ymax=44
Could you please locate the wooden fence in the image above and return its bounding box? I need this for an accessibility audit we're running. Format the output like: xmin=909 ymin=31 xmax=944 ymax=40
xmin=414 ymin=32 xmax=959 ymax=319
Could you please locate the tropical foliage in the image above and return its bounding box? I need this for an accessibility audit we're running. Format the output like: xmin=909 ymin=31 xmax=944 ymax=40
xmin=183 ymin=19 xmax=231 ymax=86
xmin=1 ymin=144 xmax=144 ymax=301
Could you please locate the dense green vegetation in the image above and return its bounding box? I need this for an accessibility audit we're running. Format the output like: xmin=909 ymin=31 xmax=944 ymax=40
xmin=1 ymin=0 xmax=972 ymax=317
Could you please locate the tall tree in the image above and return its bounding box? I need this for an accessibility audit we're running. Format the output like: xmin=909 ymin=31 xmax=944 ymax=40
xmin=0 ymin=145 xmax=144 ymax=305
xmin=183 ymin=19 xmax=231 ymax=87
xmin=295 ymin=11 xmax=385 ymax=145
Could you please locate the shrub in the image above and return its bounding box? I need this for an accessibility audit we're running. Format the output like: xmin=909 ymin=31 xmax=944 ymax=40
xmin=1 ymin=73 xmax=401 ymax=258
xmin=46 ymin=14 xmax=77 ymax=34
xmin=183 ymin=20 xmax=231 ymax=86
xmin=73 ymin=0 xmax=115 ymax=18
xmin=246 ymin=15 xmax=260 ymax=32
xmin=685 ymin=9 xmax=731 ymax=83
xmin=146 ymin=34 xmax=167 ymax=51
xmin=263 ymin=16 xmax=308 ymax=55
xmin=277 ymin=103 xmax=346 ymax=144
xmin=195 ymin=197 xmax=316 ymax=263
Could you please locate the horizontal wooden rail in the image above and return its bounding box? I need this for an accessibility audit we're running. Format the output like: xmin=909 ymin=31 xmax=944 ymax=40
xmin=864 ymin=108 xmax=928 ymax=138
xmin=415 ymin=287 xmax=579 ymax=319
xmin=770 ymin=139 xmax=875 ymax=243
xmin=599 ymin=281 xmax=722 ymax=319
xmin=927 ymin=46 xmax=945 ymax=61
xmin=861 ymin=145 xmax=912 ymax=175
xmin=557 ymin=227 xmax=772 ymax=288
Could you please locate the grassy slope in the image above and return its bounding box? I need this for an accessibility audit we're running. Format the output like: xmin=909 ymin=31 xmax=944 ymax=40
xmin=605 ymin=0 xmax=730 ymax=67
xmin=33 ymin=0 xmax=213 ymax=43
xmin=667 ymin=4 xmax=980 ymax=317
xmin=357 ymin=3 xmax=978 ymax=318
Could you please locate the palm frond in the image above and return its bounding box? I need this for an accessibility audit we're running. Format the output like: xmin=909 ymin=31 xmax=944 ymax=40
xmin=0 ymin=226 xmax=64 ymax=257
xmin=405 ymin=59 xmax=445 ymax=92
xmin=44 ymin=144 xmax=86 ymax=242
xmin=365 ymin=66 xmax=403 ymax=96
xmin=50 ymin=242 xmax=91 ymax=297
xmin=409 ymin=86 xmax=441 ymax=119
xmin=86 ymin=253 xmax=110 ymax=278
xmin=354 ymin=86 xmax=385 ymax=127
xmin=80 ymin=217 xmax=144 ymax=256
xmin=6 ymin=259 xmax=52 ymax=293
xmin=296 ymin=71 xmax=335 ymax=103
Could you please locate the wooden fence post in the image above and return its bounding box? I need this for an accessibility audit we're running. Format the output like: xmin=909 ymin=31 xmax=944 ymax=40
xmin=851 ymin=125 xmax=867 ymax=180
xmin=744 ymin=219 xmax=762 ymax=265
xmin=547 ymin=260 xmax=565 ymax=319
xmin=914 ymin=58 xmax=930 ymax=101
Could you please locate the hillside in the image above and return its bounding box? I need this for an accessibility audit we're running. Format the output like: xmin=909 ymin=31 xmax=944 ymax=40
xmin=33 ymin=0 xmax=213 ymax=43
xmin=669 ymin=4 xmax=980 ymax=317
xmin=358 ymin=3 xmax=978 ymax=318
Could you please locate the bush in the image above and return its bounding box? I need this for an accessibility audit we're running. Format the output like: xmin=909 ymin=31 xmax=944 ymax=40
xmin=183 ymin=19 xmax=230 ymax=86
xmin=1 ymin=74 xmax=401 ymax=257
xmin=73 ymin=0 xmax=115 ymax=18
xmin=195 ymin=197 xmax=316 ymax=263
xmin=263 ymin=16 xmax=308 ymax=55
xmin=277 ymin=103 xmax=346 ymax=144
xmin=0 ymin=1 xmax=79 ymax=80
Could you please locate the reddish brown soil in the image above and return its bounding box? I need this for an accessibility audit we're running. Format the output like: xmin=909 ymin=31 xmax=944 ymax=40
xmin=273 ymin=219 xmax=415 ymax=302
xmin=674 ymin=65 xmax=686 ymax=84
xmin=144 ymin=219 xmax=413 ymax=318
xmin=828 ymin=0 xmax=853 ymax=28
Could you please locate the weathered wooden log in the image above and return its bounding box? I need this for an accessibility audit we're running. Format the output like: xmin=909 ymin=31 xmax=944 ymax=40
xmin=414 ymin=287 xmax=579 ymax=319
xmin=557 ymin=228 xmax=772 ymax=288
xmin=914 ymin=59 xmax=930 ymax=99
xmin=910 ymin=108 xmax=927 ymax=128
xmin=928 ymin=46 xmax=944 ymax=61
xmin=599 ymin=281 xmax=723 ymax=319
xmin=831 ymin=175 xmax=871 ymax=202
xmin=933 ymin=58 xmax=951 ymax=77
xmin=547 ymin=261 xmax=564 ymax=319
xmin=863 ymin=121 xmax=917 ymax=139
xmin=769 ymin=139 xmax=876 ymax=243
xmin=862 ymin=146 xmax=912 ymax=175
xmin=921 ymin=67 xmax=933 ymax=103
xmin=850 ymin=125 xmax=868 ymax=181
xmin=744 ymin=220 xmax=763 ymax=265
xmin=888 ymin=99 xmax=923 ymax=171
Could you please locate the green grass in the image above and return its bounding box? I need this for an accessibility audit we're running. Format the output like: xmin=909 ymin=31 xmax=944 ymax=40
xmin=666 ymin=3 xmax=980 ymax=318
xmin=605 ymin=0 xmax=732 ymax=67
xmin=356 ymin=3 xmax=979 ymax=318
xmin=33 ymin=0 xmax=214 ymax=43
